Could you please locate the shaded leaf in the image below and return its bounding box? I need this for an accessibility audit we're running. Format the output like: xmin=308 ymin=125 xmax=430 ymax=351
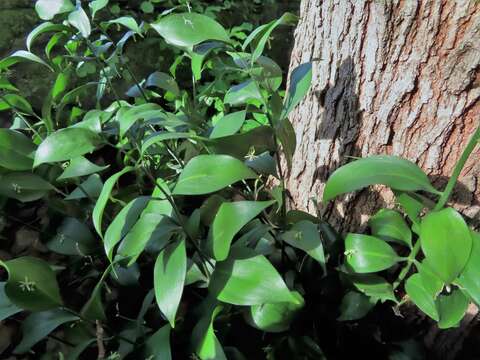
xmin=338 ymin=291 xmax=376 ymax=321
xmin=0 ymin=129 xmax=35 ymax=171
xmin=405 ymin=273 xmax=439 ymax=321
xmin=369 ymin=209 xmax=412 ymax=248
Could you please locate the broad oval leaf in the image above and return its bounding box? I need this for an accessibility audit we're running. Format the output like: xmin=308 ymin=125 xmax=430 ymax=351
xmin=35 ymin=0 xmax=75 ymax=20
xmin=344 ymin=233 xmax=399 ymax=273
xmin=47 ymin=217 xmax=96 ymax=256
xmin=145 ymin=71 xmax=180 ymax=96
xmin=0 ymin=172 xmax=53 ymax=202
xmin=65 ymin=173 xmax=103 ymax=200
xmin=368 ymin=209 xmax=412 ymax=248
xmin=209 ymin=111 xmax=246 ymax=139
xmin=457 ymin=232 xmax=480 ymax=305
xmin=173 ymin=154 xmax=257 ymax=195
xmin=0 ymin=129 xmax=35 ymax=171
xmin=338 ymin=291 xmax=376 ymax=321
xmin=13 ymin=309 xmax=78 ymax=354
xmin=34 ymin=128 xmax=101 ymax=167
xmin=224 ymin=80 xmax=262 ymax=106
xmin=420 ymin=208 xmax=472 ymax=284
xmin=436 ymin=289 xmax=469 ymax=329
xmin=92 ymin=167 xmax=134 ymax=237
xmin=68 ymin=6 xmax=91 ymax=38
xmin=0 ymin=283 xmax=21 ymax=322
xmin=348 ymin=273 xmax=397 ymax=303
xmin=209 ymin=249 xmax=297 ymax=305
xmin=109 ymin=16 xmax=142 ymax=34
xmin=142 ymin=132 xmax=194 ymax=155
xmin=281 ymin=62 xmax=312 ymax=119
xmin=208 ymin=200 xmax=275 ymax=261
xmin=0 ymin=257 xmax=62 ymax=311
xmin=244 ymin=291 xmax=304 ymax=332
xmin=117 ymin=103 xmax=163 ymax=137
xmin=151 ymin=13 xmax=230 ymax=48
xmin=323 ymin=156 xmax=439 ymax=203
xmin=154 ymin=240 xmax=187 ymax=328
xmin=57 ymin=156 xmax=109 ymax=180
xmin=405 ymin=273 xmax=439 ymax=321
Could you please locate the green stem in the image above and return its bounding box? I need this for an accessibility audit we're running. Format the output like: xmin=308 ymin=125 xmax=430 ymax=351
xmin=393 ymin=239 xmax=421 ymax=290
xmin=434 ymin=123 xmax=480 ymax=211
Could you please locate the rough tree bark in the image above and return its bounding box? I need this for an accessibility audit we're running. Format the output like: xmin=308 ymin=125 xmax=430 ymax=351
xmin=285 ymin=1 xmax=480 ymax=358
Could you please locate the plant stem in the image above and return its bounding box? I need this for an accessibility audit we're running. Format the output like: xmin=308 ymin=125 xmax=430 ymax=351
xmin=434 ymin=123 xmax=480 ymax=211
xmin=393 ymin=239 xmax=421 ymax=290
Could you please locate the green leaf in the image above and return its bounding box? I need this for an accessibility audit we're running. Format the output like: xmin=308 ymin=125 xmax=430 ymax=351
xmin=344 ymin=233 xmax=399 ymax=273
xmin=13 ymin=309 xmax=78 ymax=354
xmin=89 ymin=0 xmax=109 ymax=19
xmin=208 ymin=200 xmax=275 ymax=261
xmin=209 ymin=248 xmax=297 ymax=305
xmin=81 ymin=264 xmax=113 ymax=322
xmin=0 ymin=172 xmax=53 ymax=202
xmin=244 ymin=291 xmax=304 ymax=332
xmin=109 ymin=16 xmax=142 ymax=34
xmin=65 ymin=173 xmax=103 ymax=200
xmin=35 ymin=0 xmax=75 ymax=20
xmin=154 ymin=239 xmax=187 ymax=328
xmin=144 ymin=325 xmax=171 ymax=360
xmin=457 ymin=232 xmax=480 ymax=305
xmin=420 ymin=207 xmax=472 ymax=284
xmin=395 ymin=191 xmax=425 ymax=226
xmin=117 ymin=103 xmax=163 ymax=137
xmin=349 ymin=274 xmax=397 ymax=302
xmin=0 ymin=50 xmax=53 ymax=71
xmin=47 ymin=217 xmax=96 ymax=256
xmin=68 ymin=6 xmax=91 ymax=38
xmin=323 ymin=156 xmax=439 ymax=203
xmin=0 ymin=93 xmax=34 ymax=114
xmin=276 ymin=118 xmax=296 ymax=170
xmin=224 ymin=80 xmax=262 ymax=106
xmin=145 ymin=71 xmax=180 ymax=96
xmin=281 ymin=62 xmax=312 ymax=119
xmin=93 ymin=167 xmax=134 ymax=237
xmin=26 ymin=22 xmax=71 ymax=51
xmin=416 ymin=259 xmax=444 ymax=296
xmin=173 ymin=154 xmax=257 ymax=195
xmin=338 ymin=291 xmax=376 ymax=321
xmin=0 ymin=129 xmax=35 ymax=171
xmin=0 ymin=283 xmax=21 ymax=321
xmin=243 ymin=13 xmax=297 ymax=63
xmin=0 ymin=257 xmax=62 ymax=311
xmin=436 ymin=289 xmax=469 ymax=329
xmin=281 ymin=220 xmax=326 ymax=272
xmin=57 ymin=156 xmax=109 ymax=180
xmin=142 ymin=132 xmax=194 ymax=155
xmin=368 ymin=209 xmax=412 ymax=248
xmin=151 ymin=12 xmax=230 ymax=48
xmin=405 ymin=273 xmax=439 ymax=321
xmin=103 ymin=197 xmax=150 ymax=260
xmin=192 ymin=305 xmax=226 ymax=360
xmin=209 ymin=111 xmax=246 ymax=139
xmin=34 ymin=128 xmax=101 ymax=167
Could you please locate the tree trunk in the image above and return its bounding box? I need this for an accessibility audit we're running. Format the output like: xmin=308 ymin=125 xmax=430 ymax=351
xmin=285 ymin=1 xmax=480 ymax=358
xmin=285 ymin=0 xmax=480 ymax=233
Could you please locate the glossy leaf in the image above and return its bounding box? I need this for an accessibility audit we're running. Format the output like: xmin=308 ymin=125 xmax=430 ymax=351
xmin=416 ymin=259 xmax=444 ymax=296
xmin=81 ymin=265 xmax=113 ymax=322
xmin=68 ymin=6 xmax=91 ymax=38
xmin=244 ymin=291 xmax=304 ymax=332
xmin=457 ymin=232 xmax=480 ymax=305
xmin=109 ymin=16 xmax=142 ymax=34
xmin=420 ymin=207 xmax=472 ymax=284
xmin=154 ymin=240 xmax=187 ymax=328
xmin=436 ymin=289 xmax=469 ymax=329
xmin=103 ymin=197 xmax=150 ymax=260
xmin=224 ymin=80 xmax=262 ymax=106
xmin=192 ymin=305 xmax=226 ymax=360
xmin=368 ymin=209 xmax=412 ymax=248
xmin=344 ymin=233 xmax=399 ymax=273
xmin=34 ymin=128 xmax=101 ymax=167
xmin=151 ymin=12 xmax=230 ymax=48
xmin=93 ymin=167 xmax=134 ymax=237
xmin=142 ymin=132 xmax=194 ymax=155
xmin=0 ymin=50 xmax=53 ymax=71
xmin=145 ymin=71 xmax=180 ymax=96
xmin=65 ymin=173 xmax=103 ymax=200
xmin=173 ymin=154 xmax=257 ymax=195
xmin=47 ymin=217 xmax=96 ymax=256
xmin=0 ymin=93 xmax=33 ymax=114
xmin=208 ymin=200 xmax=275 ymax=261
xmin=276 ymin=118 xmax=296 ymax=171
xmin=209 ymin=111 xmax=246 ymax=139
xmin=349 ymin=274 xmax=396 ymax=302
xmin=117 ymin=103 xmax=163 ymax=137
xmin=281 ymin=220 xmax=326 ymax=271
xmin=0 ymin=257 xmax=62 ymax=311
xmin=144 ymin=325 xmax=171 ymax=360
xmin=281 ymin=62 xmax=312 ymax=119
xmin=35 ymin=0 xmax=75 ymax=20
xmin=14 ymin=309 xmax=78 ymax=354
xmin=57 ymin=156 xmax=109 ymax=180
xmin=27 ymin=22 xmax=71 ymax=51
xmin=0 ymin=129 xmax=35 ymax=171
xmin=405 ymin=273 xmax=439 ymax=321
xmin=209 ymin=248 xmax=296 ymax=305
xmin=323 ymin=156 xmax=439 ymax=203
xmin=0 ymin=172 xmax=53 ymax=202
xmin=338 ymin=291 xmax=376 ymax=321
xmin=0 ymin=283 xmax=21 ymax=321
xmin=395 ymin=191 xmax=424 ymax=226
xmin=89 ymin=0 xmax=109 ymax=19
